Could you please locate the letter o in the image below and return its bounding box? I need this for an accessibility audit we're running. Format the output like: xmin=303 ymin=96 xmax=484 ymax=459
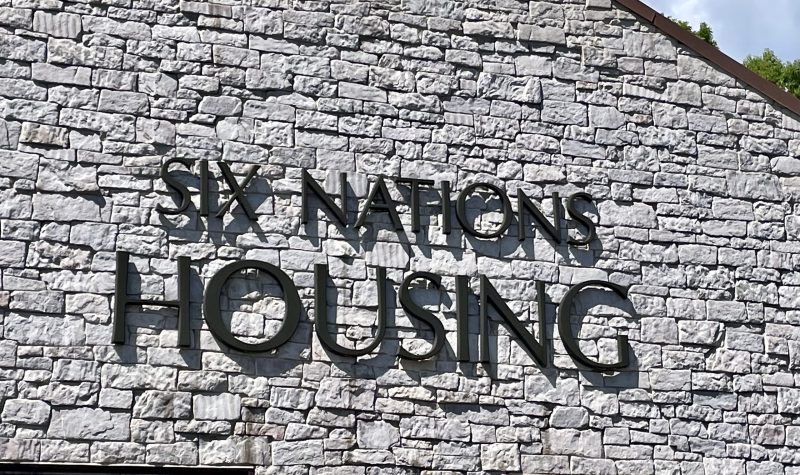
xmin=204 ymin=260 xmax=301 ymax=352
xmin=455 ymin=182 xmax=513 ymax=239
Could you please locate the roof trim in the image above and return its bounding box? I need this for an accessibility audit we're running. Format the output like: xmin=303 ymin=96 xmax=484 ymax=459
xmin=614 ymin=0 xmax=800 ymax=117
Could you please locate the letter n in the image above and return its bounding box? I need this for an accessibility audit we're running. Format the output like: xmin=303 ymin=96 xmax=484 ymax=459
xmin=302 ymin=169 xmax=348 ymax=226
xmin=479 ymin=276 xmax=547 ymax=366
xmin=517 ymin=192 xmax=562 ymax=242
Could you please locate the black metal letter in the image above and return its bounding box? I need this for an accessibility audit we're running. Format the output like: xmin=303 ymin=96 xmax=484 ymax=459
xmin=479 ymin=276 xmax=547 ymax=366
xmin=315 ymin=264 xmax=386 ymax=356
xmin=216 ymin=161 xmax=258 ymax=220
xmin=567 ymin=192 xmax=597 ymax=246
xmin=456 ymin=182 xmax=512 ymax=239
xmin=355 ymin=176 xmax=404 ymax=231
xmin=442 ymin=181 xmax=452 ymax=235
xmin=398 ymin=272 xmax=446 ymax=360
xmin=301 ymin=169 xmax=348 ymax=226
xmin=455 ymin=275 xmax=471 ymax=362
xmin=203 ymin=260 xmax=301 ymax=352
xmin=113 ymin=251 xmax=191 ymax=347
xmin=199 ymin=160 xmax=210 ymax=217
xmin=557 ymin=280 xmax=631 ymax=371
xmin=156 ymin=158 xmax=193 ymax=215
xmin=517 ymin=192 xmax=562 ymax=242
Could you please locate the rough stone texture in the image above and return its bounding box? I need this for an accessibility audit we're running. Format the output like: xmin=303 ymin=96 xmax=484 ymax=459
xmin=47 ymin=408 xmax=130 ymax=441
xmin=0 ymin=0 xmax=798 ymax=473
xmin=1 ymin=399 xmax=51 ymax=425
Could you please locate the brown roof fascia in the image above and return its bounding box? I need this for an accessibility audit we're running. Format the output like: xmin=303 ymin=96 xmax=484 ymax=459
xmin=614 ymin=0 xmax=800 ymax=117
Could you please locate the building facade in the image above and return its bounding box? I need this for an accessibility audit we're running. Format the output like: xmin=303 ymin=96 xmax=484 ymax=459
xmin=1 ymin=0 xmax=800 ymax=473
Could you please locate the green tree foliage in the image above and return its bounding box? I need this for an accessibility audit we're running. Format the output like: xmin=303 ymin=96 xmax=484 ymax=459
xmin=694 ymin=23 xmax=717 ymax=47
xmin=744 ymin=49 xmax=800 ymax=98
xmin=669 ymin=17 xmax=718 ymax=47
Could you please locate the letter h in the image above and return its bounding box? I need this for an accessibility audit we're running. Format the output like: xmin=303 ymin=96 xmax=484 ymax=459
xmin=113 ymin=251 xmax=192 ymax=347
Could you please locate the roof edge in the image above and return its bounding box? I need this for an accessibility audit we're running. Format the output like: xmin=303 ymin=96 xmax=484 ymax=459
xmin=614 ymin=0 xmax=800 ymax=117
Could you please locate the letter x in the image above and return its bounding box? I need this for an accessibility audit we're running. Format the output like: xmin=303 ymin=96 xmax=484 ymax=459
xmin=216 ymin=162 xmax=258 ymax=220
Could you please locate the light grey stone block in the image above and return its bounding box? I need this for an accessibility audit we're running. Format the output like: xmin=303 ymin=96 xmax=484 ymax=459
xmin=272 ymin=440 xmax=324 ymax=465
xmin=542 ymin=429 xmax=602 ymax=458
xmin=198 ymin=96 xmax=242 ymax=116
xmin=134 ymin=391 xmax=192 ymax=419
xmin=316 ymin=378 xmax=376 ymax=411
xmin=48 ymin=408 xmax=130 ymax=440
xmin=357 ymin=420 xmax=400 ymax=450
xmin=33 ymin=11 xmax=81 ymax=38
xmin=193 ymin=394 xmax=241 ymax=420
xmin=2 ymin=399 xmax=51 ymax=425
xmin=98 ymin=90 xmax=149 ymax=114
xmin=199 ymin=437 xmax=269 ymax=465
xmin=518 ymin=24 xmax=566 ymax=44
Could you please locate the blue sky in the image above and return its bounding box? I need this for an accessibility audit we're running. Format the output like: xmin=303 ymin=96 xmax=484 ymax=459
xmin=645 ymin=0 xmax=800 ymax=61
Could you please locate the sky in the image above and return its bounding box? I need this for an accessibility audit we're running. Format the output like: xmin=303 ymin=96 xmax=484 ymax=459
xmin=644 ymin=0 xmax=800 ymax=61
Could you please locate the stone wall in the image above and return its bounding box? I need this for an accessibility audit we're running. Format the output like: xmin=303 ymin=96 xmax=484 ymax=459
xmin=1 ymin=0 xmax=800 ymax=473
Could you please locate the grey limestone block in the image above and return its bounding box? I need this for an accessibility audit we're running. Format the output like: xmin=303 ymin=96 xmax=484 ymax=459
xmin=1 ymin=399 xmax=51 ymax=425
xmin=47 ymin=408 xmax=130 ymax=441
xmin=198 ymin=96 xmax=243 ymax=116
xmin=315 ymin=378 xmax=376 ymax=411
xmin=356 ymin=420 xmax=400 ymax=450
xmin=518 ymin=24 xmax=567 ymax=45
xmin=33 ymin=12 xmax=81 ymax=39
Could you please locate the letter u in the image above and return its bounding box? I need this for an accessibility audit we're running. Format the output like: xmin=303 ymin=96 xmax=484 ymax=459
xmin=314 ymin=264 xmax=386 ymax=357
